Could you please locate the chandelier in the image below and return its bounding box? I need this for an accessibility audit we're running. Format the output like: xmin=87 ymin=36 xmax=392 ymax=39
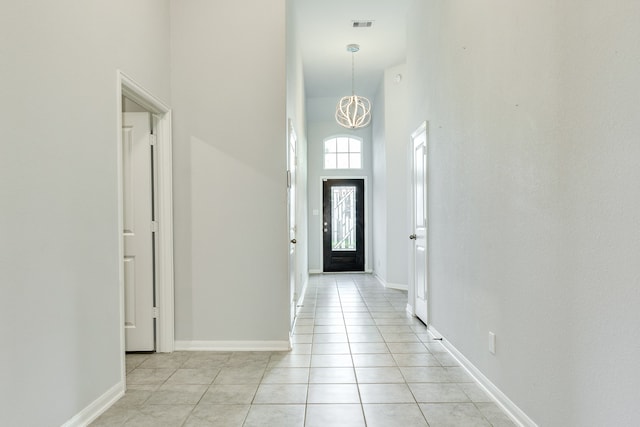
xmin=335 ymin=44 xmax=371 ymax=129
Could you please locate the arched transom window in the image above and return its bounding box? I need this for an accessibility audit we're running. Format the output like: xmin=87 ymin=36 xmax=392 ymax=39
xmin=323 ymin=136 xmax=362 ymax=169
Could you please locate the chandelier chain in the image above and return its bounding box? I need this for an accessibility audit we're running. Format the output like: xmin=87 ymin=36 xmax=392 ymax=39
xmin=351 ymin=52 xmax=355 ymax=95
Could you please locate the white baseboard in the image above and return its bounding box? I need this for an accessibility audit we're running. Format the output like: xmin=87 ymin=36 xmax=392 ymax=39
xmin=406 ymin=303 xmax=414 ymax=316
xmin=175 ymin=340 xmax=291 ymax=352
xmin=373 ymin=272 xmax=387 ymax=287
xmin=428 ymin=326 xmax=537 ymax=427
xmin=373 ymin=273 xmax=408 ymax=291
xmin=386 ymin=282 xmax=408 ymax=291
xmin=61 ymin=381 xmax=124 ymax=427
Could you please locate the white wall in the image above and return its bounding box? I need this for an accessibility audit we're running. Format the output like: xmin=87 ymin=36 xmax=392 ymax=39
xmin=384 ymin=65 xmax=409 ymax=288
xmin=306 ymin=97 xmax=373 ymax=273
xmin=407 ymin=0 xmax=640 ymax=425
xmin=372 ymin=83 xmax=388 ymax=281
xmin=372 ymin=64 xmax=410 ymax=289
xmin=170 ymin=0 xmax=290 ymax=344
xmin=287 ymin=0 xmax=309 ymax=311
xmin=0 ymin=1 xmax=171 ymax=425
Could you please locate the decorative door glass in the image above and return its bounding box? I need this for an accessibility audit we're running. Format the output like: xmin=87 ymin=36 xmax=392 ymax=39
xmin=331 ymin=186 xmax=356 ymax=251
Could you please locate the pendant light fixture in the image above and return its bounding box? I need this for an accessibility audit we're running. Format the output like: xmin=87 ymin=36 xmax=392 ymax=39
xmin=336 ymin=44 xmax=371 ymax=129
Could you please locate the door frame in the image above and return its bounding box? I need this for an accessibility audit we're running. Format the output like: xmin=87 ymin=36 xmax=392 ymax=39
xmin=319 ymin=175 xmax=370 ymax=273
xmin=409 ymin=121 xmax=428 ymax=323
xmin=116 ymin=71 xmax=175 ymax=373
xmin=287 ymin=119 xmax=297 ymax=331
xmin=322 ymin=179 xmax=365 ymax=272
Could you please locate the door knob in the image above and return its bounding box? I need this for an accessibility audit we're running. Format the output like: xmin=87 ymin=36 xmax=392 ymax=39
xmin=409 ymin=234 xmax=417 ymax=240
xmin=291 ymin=239 xmax=297 ymax=244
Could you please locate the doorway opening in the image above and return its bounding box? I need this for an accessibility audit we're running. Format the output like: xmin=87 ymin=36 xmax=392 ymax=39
xmin=122 ymin=108 xmax=156 ymax=352
xmin=322 ymin=178 xmax=365 ymax=272
xmin=410 ymin=121 xmax=428 ymax=324
xmin=117 ymin=71 xmax=175 ymax=380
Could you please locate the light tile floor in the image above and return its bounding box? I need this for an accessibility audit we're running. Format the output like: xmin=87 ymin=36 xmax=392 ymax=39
xmin=92 ymin=274 xmax=516 ymax=426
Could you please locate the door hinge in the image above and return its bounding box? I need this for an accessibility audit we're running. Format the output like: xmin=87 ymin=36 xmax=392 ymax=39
xmin=152 ymin=307 xmax=159 ymax=318
xmin=151 ymin=221 xmax=158 ymax=232
xmin=149 ymin=135 xmax=157 ymax=146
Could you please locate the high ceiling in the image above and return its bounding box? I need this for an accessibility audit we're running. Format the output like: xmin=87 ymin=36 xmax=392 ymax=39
xmin=294 ymin=0 xmax=413 ymax=101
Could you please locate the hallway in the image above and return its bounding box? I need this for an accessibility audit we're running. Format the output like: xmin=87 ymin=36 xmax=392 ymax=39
xmin=93 ymin=274 xmax=515 ymax=426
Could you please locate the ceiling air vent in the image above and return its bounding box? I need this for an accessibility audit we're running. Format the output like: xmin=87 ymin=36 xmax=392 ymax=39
xmin=352 ymin=20 xmax=374 ymax=28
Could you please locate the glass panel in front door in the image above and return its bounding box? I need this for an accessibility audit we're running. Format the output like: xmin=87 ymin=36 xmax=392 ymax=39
xmin=331 ymin=186 xmax=356 ymax=251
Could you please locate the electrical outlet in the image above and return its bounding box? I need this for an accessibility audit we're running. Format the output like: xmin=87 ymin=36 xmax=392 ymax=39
xmin=489 ymin=332 xmax=496 ymax=354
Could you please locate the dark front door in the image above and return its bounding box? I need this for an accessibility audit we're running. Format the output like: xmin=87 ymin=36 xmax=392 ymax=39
xmin=323 ymin=179 xmax=365 ymax=272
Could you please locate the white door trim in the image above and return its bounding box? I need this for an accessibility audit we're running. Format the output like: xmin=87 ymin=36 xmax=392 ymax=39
xmin=116 ymin=70 xmax=175 ymax=368
xmin=319 ymin=175 xmax=370 ymax=273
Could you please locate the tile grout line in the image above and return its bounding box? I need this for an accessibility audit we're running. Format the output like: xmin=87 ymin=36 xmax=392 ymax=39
xmin=343 ymin=276 xmax=368 ymax=426
xmin=114 ymin=274 xmax=512 ymax=427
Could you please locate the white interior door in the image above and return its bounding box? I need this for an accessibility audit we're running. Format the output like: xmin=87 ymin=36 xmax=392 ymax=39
xmin=411 ymin=122 xmax=428 ymax=323
xmin=123 ymin=112 xmax=155 ymax=351
xmin=288 ymin=121 xmax=298 ymax=328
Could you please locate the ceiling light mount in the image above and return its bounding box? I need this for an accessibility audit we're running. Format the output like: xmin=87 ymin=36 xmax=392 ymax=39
xmin=336 ymin=44 xmax=371 ymax=129
xmin=346 ymin=44 xmax=360 ymax=53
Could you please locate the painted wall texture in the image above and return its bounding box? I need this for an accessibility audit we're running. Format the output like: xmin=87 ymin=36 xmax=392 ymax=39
xmin=170 ymin=0 xmax=290 ymax=344
xmin=372 ymin=64 xmax=410 ymax=289
xmin=0 ymin=1 xmax=171 ymax=425
xmin=287 ymin=0 xmax=310 ymax=316
xmin=407 ymin=0 xmax=640 ymax=425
